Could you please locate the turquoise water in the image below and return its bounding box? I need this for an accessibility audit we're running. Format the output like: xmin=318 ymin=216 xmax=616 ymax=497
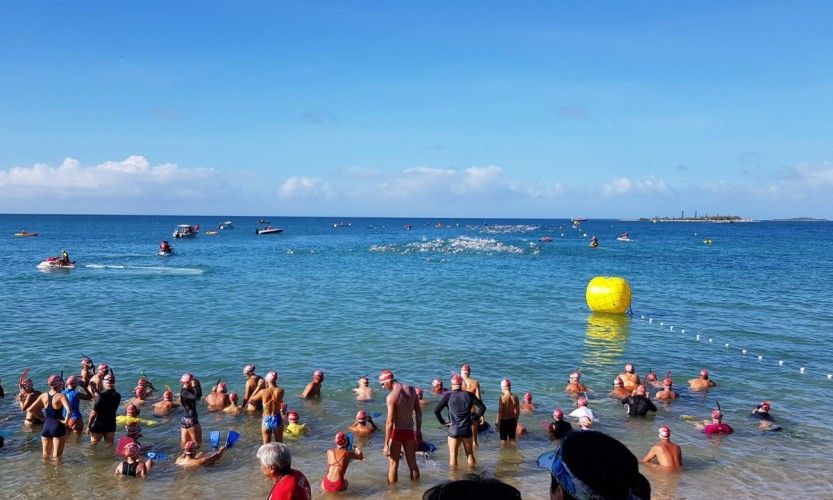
xmin=1 ymin=215 xmax=832 ymax=498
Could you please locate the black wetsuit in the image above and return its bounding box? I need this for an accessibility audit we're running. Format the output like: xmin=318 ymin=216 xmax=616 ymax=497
xmin=621 ymin=395 xmax=657 ymax=417
xmin=91 ymin=389 xmax=121 ymax=434
xmin=548 ymin=419 xmax=573 ymax=440
xmin=41 ymin=393 xmax=67 ymax=438
xmin=121 ymin=460 xmax=139 ymax=477
xmin=180 ymin=383 xmax=202 ymax=428
xmin=434 ymin=389 xmax=486 ymax=438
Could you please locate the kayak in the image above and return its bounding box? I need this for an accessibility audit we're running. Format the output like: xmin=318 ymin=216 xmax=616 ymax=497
xmin=37 ymin=257 xmax=75 ymax=270
xmin=15 ymin=231 xmax=38 ymax=237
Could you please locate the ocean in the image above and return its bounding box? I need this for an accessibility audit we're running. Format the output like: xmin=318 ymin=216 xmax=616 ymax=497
xmin=1 ymin=214 xmax=832 ymax=499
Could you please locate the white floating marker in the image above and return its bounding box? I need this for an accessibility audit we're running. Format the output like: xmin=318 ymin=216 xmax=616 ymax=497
xmin=681 ymin=329 xmax=685 ymax=334
xmin=779 ymin=360 xmax=784 ymax=366
xmin=725 ymin=343 xmax=729 ymax=348
xmin=800 ymin=367 xmax=805 ymax=374
xmin=827 ymin=374 xmax=832 ymax=380
xmin=641 ymin=315 xmax=645 ymax=319
xmin=660 ymin=322 xmax=665 ymax=327
xmin=742 ymin=349 xmax=747 ymax=355
xmin=696 ymin=334 xmax=700 ymax=341
xmin=670 ymin=326 xmax=674 ymax=331
xmin=709 ymin=338 xmax=713 ymax=343
xmin=758 ymin=355 xmax=763 ymax=360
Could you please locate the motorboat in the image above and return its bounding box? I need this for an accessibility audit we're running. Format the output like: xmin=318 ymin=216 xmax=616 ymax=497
xmin=256 ymin=226 xmax=284 ymax=235
xmin=173 ymin=224 xmax=199 ymax=238
xmin=258 ymin=219 xmax=270 ymax=224
xmin=219 ymin=221 xmax=233 ymax=230
xmin=617 ymin=233 xmax=632 ymax=242
xmin=15 ymin=230 xmax=38 ymax=237
xmin=205 ymin=230 xmax=219 ymax=235
xmin=37 ymin=256 xmax=75 ymax=270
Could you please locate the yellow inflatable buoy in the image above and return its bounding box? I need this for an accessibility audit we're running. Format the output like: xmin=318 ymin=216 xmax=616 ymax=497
xmin=585 ymin=276 xmax=632 ymax=314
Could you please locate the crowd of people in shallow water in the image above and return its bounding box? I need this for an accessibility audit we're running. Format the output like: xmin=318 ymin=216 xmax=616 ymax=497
xmin=0 ymin=359 xmax=781 ymax=499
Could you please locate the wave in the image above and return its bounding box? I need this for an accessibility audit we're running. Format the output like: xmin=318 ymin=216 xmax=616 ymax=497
xmin=370 ymin=236 xmax=524 ymax=255
xmin=84 ymin=264 xmax=204 ymax=275
xmin=468 ymin=224 xmax=541 ymax=234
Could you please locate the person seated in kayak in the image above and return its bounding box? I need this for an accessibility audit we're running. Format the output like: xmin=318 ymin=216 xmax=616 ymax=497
xmin=60 ymin=250 xmax=70 ymax=265
xmin=159 ymin=241 xmax=171 ymax=253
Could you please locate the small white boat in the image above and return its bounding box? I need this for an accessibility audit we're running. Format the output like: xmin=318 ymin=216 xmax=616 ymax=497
xmin=219 ymin=221 xmax=233 ymax=230
xmin=617 ymin=237 xmax=632 ymax=242
xmin=173 ymin=224 xmax=200 ymax=238
xmin=37 ymin=257 xmax=75 ymax=270
xmin=256 ymin=226 xmax=284 ymax=235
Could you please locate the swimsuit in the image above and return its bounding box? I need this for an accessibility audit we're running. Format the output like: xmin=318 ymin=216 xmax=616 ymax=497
xmin=322 ymin=451 xmax=349 ymax=492
xmin=41 ymin=393 xmax=67 ymax=439
xmin=180 ymin=416 xmax=197 ymax=429
xmin=91 ymin=389 xmax=120 ymax=434
xmin=121 ymin=461 xmax=139 ymax=477
xmin=499 ymin=418 xmax=518 ymax=440
xmin=391 ymin=429 xmax=416 ymax=442
xmin=433 ymin=390 xmax=487 ymax=438
xmin=263 ymin=414 xmax=282 ymax=431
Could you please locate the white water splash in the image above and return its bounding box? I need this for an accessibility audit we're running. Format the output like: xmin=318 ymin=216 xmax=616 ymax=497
xmin=370 ymin=236 xmax=524 ymax=255
xmin=85 ymin=264 xmax=204 ymax=275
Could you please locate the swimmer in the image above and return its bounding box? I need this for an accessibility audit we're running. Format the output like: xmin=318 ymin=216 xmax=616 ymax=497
xmin=125 ymin=402 xmax=141 ymax=419
xmin=37 ymin=375 xmax=70 ymax=458
xmin=568 ymin=395 xmax=595 ymax=421
xmin=354 ymin=375 xmax=375 ymax=401
xmin=698 ymin=409 xmax=734 ymax=435
xmin=249 ymin=370 xmax=285 ymax=444
xmin=655 ymin=373 xmax=679 ymax=401
xmin=415 ymin=387 xmax=428 ymax=408
xmin=129 ymin=386 xmax=148 ymax=406
xmin=431 ymin=378 xmax=449 ymax=396
xmin=242 ymin=364 xmax=264 ymax=411
xmin=609 ymin=377 xmax=631 ymax=400
xmin=645 ymin=369 xmax=662 ymax=388
xmin=379 ymin=369 xmax=421 ymax=483
xmin=643 ymin=426 xmax=683 ymax=470
xmin=88 ymin=373 xmax=120 ymax=443
xmin=116 ymin=441 xmax=153 ymax=478
xmin=88 ymin=363 xmax=110 ymax=398
xmin=152 ymin=387 xmax=178 ymax=416
xmin=619 ymin=363 xmax=640 ymax=391
xmin=621 ymin=385 xmax=657 ymax=417
xmin=564 ymin=371 xmax=588 ymax=394
xmin=578 ymin=415 xmax=593 ymax=430
xmin=434 ymin=374 xmax=487 ymax=468
xmin=0 ymin=379 xmax=4 ymax=398
xmin=284 ymin=410 xmax=310 ymax=437
xmin=134 ymin=376 xmax=155 ymax=398
xmin=321 ymin=432 xmax=364 ymax=493
xmin=348 ymin=409 xmax=378 ymax=437
xmin=179 ymin=373 xmax=203 ymax=446
xmin=460 ymin=364 xmax=483 ymax=448
xmin=205 ymin=381 xmax=231 ymax=411
xmin=223 ymin=392 xmax=243 ymax=416
xmin=589 ymin=236 xmax=599 ymax=248
xmin=495 ymin=378 xmax=520 ymax=445
xmin=688 ymin=368 xmax=717 ymax=391
xmin=548 ymin=408 xmax=572 ymax=440
xmin=301 ymin=370 xmax=324 ymax=399
xmin=175 ymin=440 xmax=226 ymax=467
xmin=751 ymin=401 xmax=781 ymax=431
xmin=62 ymin=375 xmax=91 ymax=433
xmin=520 ymin=392 xmax=537 ymax=413
xmin=18 ymin=378 xmax=45 ymax=426
xmin=79 ymin=357 xmax=94 ymax=390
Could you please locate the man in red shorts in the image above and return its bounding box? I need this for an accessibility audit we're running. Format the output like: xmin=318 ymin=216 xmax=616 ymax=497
xmin=379 ymin=369 xmax=421 ymax=484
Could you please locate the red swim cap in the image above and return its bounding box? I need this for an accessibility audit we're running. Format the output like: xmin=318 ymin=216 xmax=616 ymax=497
xmin=659 ymin=425 xmax=671 ymax=439
xmin=135 ymin=386 xmax=146 ymax=398
xmin=313 ymin=370 xmax=324 ymax=380
xmin=500 ymin=378 xmax=511 ymax=389
xmin=451 ymin=374 xmax=463 ymax=386
xmin=123 ymin=442 xmax=141 ymax=458
xmin=335 ymin=432 xmax=348 ymax=447
xmin=577 ymin=395 xmax=588 ymax=407
xmin=711 ymin=409 xmax=722 ymax=420
xmin=180 ymin=373 xmax=193 ymax=384
xmin=127 ymin=403 xmax=140 ymax=416
xmin=47 ymin=375 xmax=63 ymax=388
xmin=356 ymin=409 xmax=367 ymax=421
xmin=183 ymin=440 xmax=197 ymax=454
xmin=378 ymin=370 xmax=394 ymax=384
xmin=760 ymin=401 xmax=771 ymax=412
xmin=229 ymin=392 xmax=239 ymax=402
xmin=21 ymin=378 xmax=33 ymax=389
xmin=647 ymin=370 xmax=657 ymax=381
xmin=700 ymin=368 xmax=709 ymax=377
xmin=81 ymin=357 xmax=93 ymax=367
xmin=461 ymin=364 xmax=471 ymax=375
xmin=524 ymin=392 xmax=532 ymax=402
xmin=137 ymin=378 xmax=146 ymax=387
xmin=243 ymin=364 xmax=256 ymax=374
xmin=163 ymin=389 xmax=173 ymax=401
xmin=98 ymin=363 xmax=109 ymax=372
xmin=288 ymin=410 xmax=299 ymax=423
xmin=217 ymin=382 xmax=227 ymax=392
xmin=264 ymin=371 xmax=277 ymax=383
xmin=66 ymin=375 xmax=78 ymax=387
xmin=553 ymin=408 xmax=564 ymax=420
xmin=432 ymin=378 xmax=442 ymax=388
xmin=663 ymin=376 xmax=673 ymax=387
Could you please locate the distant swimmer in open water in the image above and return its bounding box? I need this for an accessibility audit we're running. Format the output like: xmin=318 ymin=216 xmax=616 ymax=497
xmin=38 ymin=375 xmax=70 ymax=458
xmin=62 ymin=376 xmax=90 ymax=433
xmin=589 ymin=236 xmax=599 ymax=248
xmin=655 ymin=373 xmax=679 ymax=401
xmin=354 ymin=375 xmax=375 ymax=401
xmin=460 ymin=364 xmax=483 ymax=448
xmin=643 ymin=425 xmax=683 ymax=470
xmin=495 ymin=378 xmax=520 ymax=445
xmin=321 ymin=432 xmax=364 ymax=493
xmin=18 ymin=378 xmax=44 ymax=426
xmin=152 ymin=387 xmax=177 ymax=416
xmin=619 ymin=363 xmax=640 ymax=391
xmin=243 ymin=364 xmax=264 ymax=411
xmin=379 ymin=369 xmax=421 ymax=483
xmin=301 ymin=370 xmax=324 ymax=399
xmin=751 ymin=401 xmax=781 ymax=431
xmin=564 ymin=371 xmax=588 ymax=394
xmin=348 ymin=409 xmax=378 ymax=437
xmin=520 ymin=392 xmax=537 ymax=413
xmin=205 ymin=381 xmax=231 ymax=411
xmin=609 ymin=377 xmax=631 ymax=400
xmin=249 ymin=371 xmax=285 ymax=444
xmin=431 ymin=378 xmax=449 ymax=396
xmin=548 ymin=408 xmax=572 ymax=440
xmin=688 ymin=368 xmax=717 ymax=391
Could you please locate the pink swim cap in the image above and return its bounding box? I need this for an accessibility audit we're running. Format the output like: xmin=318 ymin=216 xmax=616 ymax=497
xmin=81 ymin=357 xmax=93 ymax=367
xmin=711 ymin=409 xmax=722 ymax=421
xmin=760 ymin=401 xmax=771 ymax=412
xmin=123 ymin=442 xmax=141 ymax=458
xmin=183 ymin=440 xmax=197 ymax=454
xmin=264 ymin=371 xmax=277 ymax=383
xmin=243 ymin=364 xmax=256 ymax=375
xmin=217 ymin=382 xmax=227 ymax=392
xmin=569 ymin=372 xmax=580 ymax=380
xmin=137 ymin=378 xmax=146 ymax=387
xmin=127 ymin=403 xmax=140 ymax=416
xmin=524 ymin=392 xmax=532 ymax=402
xmin=378 ymin=370 xmax=394 ymax=384
xmin=461 ymin=364 xmax=471 ymax=375
xmin=432 ymin=378 xmax=442 ymax=388
xmin=553 ymin=408 xmax=564 ymax=420
xmin=577 ymin=395 xmax=588 ymax=407
xmin=21 ymin=378 xmax=33 ymax=390
xmin=313 ymin=370 xmax=324 ymax=380
xmin=180 ymin=373 xmax=193 ymax=384
xmin=163 ymin=389 xmax=173 ymax=401
xmin=135 ymin=386 xmax=146 ymax=398
xmin=646 ymin=370 xmax=657 ymax=381
xmin=451 ymin=374 xmax=463 ymax=386
xmin=356 ymin=409 xmax=367 ymax=421
xmin=663 ymin=375 xmax=673 ymax=387
xmin=335 ymin=432 xmax=348 ymax=447
xmin=47 ymin=375 xmax=63 ymax=388
xmin=66 ymin=375 xmax=78 ymax=388
xmin=501 ymin=378 xmax=511 ymax=389
xmin=288 ymin=410 xmax=299 ymax=423
xmin=700 ymin=368 xmax=709 ymax=378
xmin=230 ymin=392 xmax=239 ymax=402
xmin=625 ymin=362 xmax=634 ymax=373
xmin=659 ymin=425 xmax=671 ymax=439
xmin=614 ymin=376 xmax=624 ymax=387
xmin=98 ymin=363 xmax=109 ymax=372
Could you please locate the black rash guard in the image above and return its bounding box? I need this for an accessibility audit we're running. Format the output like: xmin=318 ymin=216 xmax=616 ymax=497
xmin=621 ymin=395 xmax=657 ymax=417
xmin=434 ymin=390 xmax=486 ymax=438
xmin=180 ymin=383 xmax=203 ymax=423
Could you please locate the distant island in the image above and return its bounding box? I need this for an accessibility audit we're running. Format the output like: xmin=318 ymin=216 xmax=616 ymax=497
xmin=639 ymin=214 xmax=754 ymax=223
xmin=771 ymin=217 xmax=829 ymax=222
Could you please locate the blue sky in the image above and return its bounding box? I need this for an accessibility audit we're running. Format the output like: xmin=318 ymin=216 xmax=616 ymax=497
xmin=2 ymin=2 xmax=832 ymax=218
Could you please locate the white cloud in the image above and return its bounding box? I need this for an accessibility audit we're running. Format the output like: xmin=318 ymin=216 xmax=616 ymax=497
xmin=278 ymin=176 xmax=333 ymax=200
xmin=600 ymin=176 xmax=672 ymax=197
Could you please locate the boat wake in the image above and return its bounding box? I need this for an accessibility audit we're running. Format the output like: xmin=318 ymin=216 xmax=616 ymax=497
xmin=85 ymin=264 xmax=204 ymax=275
xmin=370 ymin=236 xmax=524 ymax=255
xmin=468 ymin=224 xmax=541 ymax=234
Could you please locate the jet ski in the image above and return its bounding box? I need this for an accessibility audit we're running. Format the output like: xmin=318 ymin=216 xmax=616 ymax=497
xmin=37 ymin=256 xmax=76 ymax=270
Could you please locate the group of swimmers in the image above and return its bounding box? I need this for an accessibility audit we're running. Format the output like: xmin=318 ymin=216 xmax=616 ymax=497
xmin=1 ymin=358 xmax=779 ymax=498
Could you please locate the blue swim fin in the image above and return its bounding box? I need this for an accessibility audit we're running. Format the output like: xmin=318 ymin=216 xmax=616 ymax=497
xmin=226 ymin=430 xmax=241 ymax=449
xmin=209 ymin=431 xmax=220 ymax=450
xmin=536 ymin=450 xmax=556 ymax=469
xmin=418 ymin=441 xmax=437 ymax=453
xmin=346 ymin=432 xmax=354 ymax=452
xmin=146 ymin=451 xmax=167 ymax=461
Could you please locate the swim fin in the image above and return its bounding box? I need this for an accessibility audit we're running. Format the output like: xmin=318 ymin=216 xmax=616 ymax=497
xmin=536 ymin=450 xmax=556 ymax=469
xmin=226 ymin=430 xmax=241 ymax=449
xmin=146 ymin=451 xmax=168 ymax=461
xmin=346 ymin=432 xmax=354 ymax=452
xmin=418 ymin=441 xmax=437 ymax=453
xmin=209 ymin=431 xmax=220 ymax=450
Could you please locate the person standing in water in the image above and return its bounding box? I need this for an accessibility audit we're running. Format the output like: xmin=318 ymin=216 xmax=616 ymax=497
xmin=564 ymin=371 xmax=588 ymax=394
xmin=460 ymin=364 xmax=483 ymax=448
xmin=179 ymin=373 xmax=202 ymax=446
xmin=79 ymin=357 xmax=94 ymax=390
xmin=643 ymin=425 xmax=683 ymax=470
xmin=249 ymin=370 xmax=285 ymax=443
xmin=431 ymin=378 xmax=449 ymax=396
xmin=495 ymin=378 xmax=520 ymax=445
xmin=434 ymin=374 xmax=487 ymax=468
xmin=621 ymin=385 xmax=657 ymax=417
xmin=689 ymin=368 xmax=717 ymax=391
xmin=379 ymin=369 xmax=421 ymax=483
xmin=18 ymin=378 xmax=44 ymax=426
xmin=62 ymin=375 xmax=91 ymax=434
xmin=619 ymin=363 xmax=640 ymax=391
xmin=348 ymin=409 xmax=378 ymax=437
xmin=242 ymin=364 xmax=263 ymax=411
xmin=609 ymin=377 xmax=631 ymax=400
xmin=152 ymin=387 xmax=177 ymax=416
xmin=88 ymin=373 xmax=120 ymax=443
xmin=321 ymin=432 xmax=364 ymax=493
xmin=205 ymin=381 xmax=231 ymax=411
xmin=88 ymin=363 xmax=109 ymax=399
xmin=655 ymin=374 xmax=679 ymax=401
xmin=37 ymin=375 xmax=70 ymax=459
xmin=354 ymin=375 xmax=374 ymax=401
xmin=301 ymin=370 xmax=324 ymax=399
xmin=115 ymin=441 xmax=153 ymax=478
xmin=548 ymin=408 xmax=572 ymax=440
xmin=520 ymin=392 xmax=537 ymax=413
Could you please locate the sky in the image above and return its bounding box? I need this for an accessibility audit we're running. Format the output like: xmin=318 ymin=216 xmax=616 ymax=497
xmin=1 ymin=2 xmax=832 ymax=218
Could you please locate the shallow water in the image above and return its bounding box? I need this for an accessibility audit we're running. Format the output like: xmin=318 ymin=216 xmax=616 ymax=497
xmin=1 ymin=215 xmax=832 ymax=498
